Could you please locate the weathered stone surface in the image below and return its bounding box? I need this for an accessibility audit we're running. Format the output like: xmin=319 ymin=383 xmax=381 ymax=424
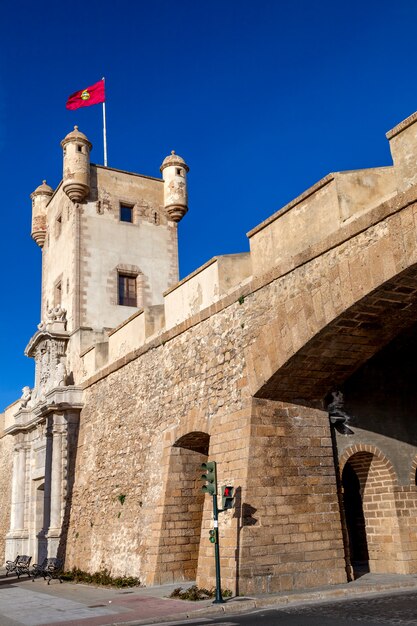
xmin=5 ymin=112 xmax=417 ymax=594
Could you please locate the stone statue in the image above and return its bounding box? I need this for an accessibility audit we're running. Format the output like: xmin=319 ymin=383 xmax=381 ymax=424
xmin=20 ymin=386 xmax=32 ymax=408
xmin=55 ymin=359 xmax=67 ymax=387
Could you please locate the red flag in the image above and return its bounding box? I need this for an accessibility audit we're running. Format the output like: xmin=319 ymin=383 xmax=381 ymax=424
xmin=66 ymin=80 xmax=105 ymax=110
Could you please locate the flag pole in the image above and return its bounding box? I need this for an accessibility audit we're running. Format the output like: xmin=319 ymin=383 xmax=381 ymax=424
xmin=102 ymin=77 xmax=108 ymax=166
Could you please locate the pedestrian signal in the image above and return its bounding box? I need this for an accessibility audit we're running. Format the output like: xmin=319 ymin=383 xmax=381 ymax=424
xmin=221 ymin=485 xmax=234 ymax=510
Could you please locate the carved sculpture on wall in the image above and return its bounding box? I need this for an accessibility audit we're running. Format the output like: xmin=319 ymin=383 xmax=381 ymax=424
xmin=29 ymin=335 xmax=69 ymax=405
xmin=20 ymin=386 xmax=32 ymax=408
xmin=38 ymin=306 xmax=67 ymax=331
xmin=54 ymin=358 xmax=67 ymax=387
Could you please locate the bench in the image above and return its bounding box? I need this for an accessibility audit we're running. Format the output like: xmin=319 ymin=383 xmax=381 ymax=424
xmin=5 ymin=555 xmax=32 ymax=578
xmin=31 ymin=557 xmax=63 ymax=584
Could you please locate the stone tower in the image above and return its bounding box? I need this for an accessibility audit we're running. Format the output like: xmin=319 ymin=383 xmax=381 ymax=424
xmin=160 ymin=150 xmax=189 ymax=222
xmin=4 ymin=129 xmax=190 ymax=563
xmin=29 ymin=128 xmax=187 ymax=365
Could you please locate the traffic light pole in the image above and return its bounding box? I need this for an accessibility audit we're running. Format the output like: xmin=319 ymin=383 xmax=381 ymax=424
xmin=201 ymin=460 xmax=225 ymax=604
xmin=212 ymin=493 xmax=224 ymax=604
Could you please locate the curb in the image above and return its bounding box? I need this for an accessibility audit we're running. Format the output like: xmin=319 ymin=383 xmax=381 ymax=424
xmin=116 ymin=578 xmax=417 ymax=625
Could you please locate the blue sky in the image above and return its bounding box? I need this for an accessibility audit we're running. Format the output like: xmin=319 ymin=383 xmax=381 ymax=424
xmin=1 ymin=0 xmax=417 ymax=408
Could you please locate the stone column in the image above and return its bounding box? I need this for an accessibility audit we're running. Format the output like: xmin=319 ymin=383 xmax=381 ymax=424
xmin=15 ymin=444 xmax=27 ymax=530
xmin=9 ymin=445 xmax=20 ymax=532
xmin=5 ymin=442 xmax=28 ymax=560
xmin=46 ymin=414 xmax=65 ymax=557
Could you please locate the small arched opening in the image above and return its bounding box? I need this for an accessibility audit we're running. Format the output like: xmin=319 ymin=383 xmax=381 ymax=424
xmin=342 ymin=461 xmax=369 ymax=578
xmin=156 ymin=431 xmax=209 ymax=584
xmin=341 ymin=450 xmax=400 ymax=575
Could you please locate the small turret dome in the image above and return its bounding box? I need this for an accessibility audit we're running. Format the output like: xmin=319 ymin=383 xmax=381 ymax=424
xmin=31 ymin=180 xmax=54 ymax=197
xmin=160 ymin=151 xmax=189 ymax=222
xmin=61 ymin=126 xmax=92 ymax=149
xmin=30 ymin=181 xmax=53 ymax=248
xmin=160 ymin=150 xmax=189 ymax=172
xmin=61 ymin=126 xmax=92 ymax=203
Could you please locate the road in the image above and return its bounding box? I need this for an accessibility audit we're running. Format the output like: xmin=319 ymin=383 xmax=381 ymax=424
xmin=155 ymin=590 xmax=417 ymax=626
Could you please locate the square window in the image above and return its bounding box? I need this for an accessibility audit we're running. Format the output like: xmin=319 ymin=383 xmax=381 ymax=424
xmin=118 ymin=273 xmax=137 ymax=307
xmin=120 ymin=204 xmax=133 ymax=223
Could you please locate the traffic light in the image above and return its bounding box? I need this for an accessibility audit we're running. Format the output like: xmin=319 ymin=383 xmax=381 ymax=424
xmin=221 ymin=485 xmax=234 ymax=510
xmin=201 ymin=461 xmax=217 ymax=496
xmin=209 ymin=529 xmax=216 ymax=544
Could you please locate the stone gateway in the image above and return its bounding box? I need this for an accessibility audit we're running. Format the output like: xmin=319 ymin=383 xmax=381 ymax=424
xmin=2 ymin=111 xmax=417 ymax=593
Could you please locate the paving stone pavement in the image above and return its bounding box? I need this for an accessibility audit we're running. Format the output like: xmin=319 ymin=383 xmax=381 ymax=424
xmin=2 ymin=571 xmax=417 ymax=626
xmin=280 ymin=590 xmax=417 ymax=624
xmin=0 ymin=575 xmax=206 ymax=626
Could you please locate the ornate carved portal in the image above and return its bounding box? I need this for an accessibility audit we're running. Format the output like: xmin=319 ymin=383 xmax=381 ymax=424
xmin=5 ymin=309 xmax=82 ymax=563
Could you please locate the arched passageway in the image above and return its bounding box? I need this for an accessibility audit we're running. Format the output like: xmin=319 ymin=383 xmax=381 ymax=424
xmin=155 ymin=431 xmax=209 ymax=584
xmin=342 ymin=462 xmax=369 ymax=577
xmin=341 ymin=450 xmax=400 ymax=575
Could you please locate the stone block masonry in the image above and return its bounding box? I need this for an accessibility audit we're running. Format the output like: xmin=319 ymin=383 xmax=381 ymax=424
xmin=64 ymin=166 xmax=417 ymax=591
xmin=5 ymin=112 xmax=417 ymax=594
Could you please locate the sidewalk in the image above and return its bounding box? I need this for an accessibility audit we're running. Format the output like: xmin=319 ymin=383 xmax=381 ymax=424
xmin=2 ymin=568 xmax=417 ymax=626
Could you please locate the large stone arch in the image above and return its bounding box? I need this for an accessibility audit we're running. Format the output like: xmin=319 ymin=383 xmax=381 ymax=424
xmin=237 ymin=201 xmax=417 ymax=588
xmin=246 ymin=191 xmax=417 ymax=404
xmin=152 ymin=431 xmax=210 ymax=585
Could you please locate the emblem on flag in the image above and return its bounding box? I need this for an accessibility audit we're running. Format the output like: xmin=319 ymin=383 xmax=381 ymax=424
xmin=66 ymin=80 xmax=105 ymax=110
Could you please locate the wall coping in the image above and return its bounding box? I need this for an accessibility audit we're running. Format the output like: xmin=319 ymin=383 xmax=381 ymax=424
xmin=386 ymin=111 xmax=417 ymax=140
xmin=107 ymin=308 xmax=145 ymax=337
xmin=163 ymin=257 xmax=218 ymax=297
xmin=93 ymin=164 xmax=163 ymax=183
xmin=82 ymin=182 xmax=417 ymax=391
xmin=163 ymin=253 xmax=250 ymax=297
xmin=247 ymin=166 xmax=394 ymax=239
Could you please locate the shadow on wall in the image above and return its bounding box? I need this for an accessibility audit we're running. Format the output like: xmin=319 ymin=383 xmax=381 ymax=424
xmin=342 ymin=462 xmax=370 ymax=579
xmin=341 ymin=322 xmax=417 ymax=447
xmin=57 ymin=422 xmax=80 ymax=564
xmin=233 ymin=486 xmax=257 ymax=597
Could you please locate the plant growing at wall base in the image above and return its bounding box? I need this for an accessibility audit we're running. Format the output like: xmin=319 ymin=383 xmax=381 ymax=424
xmin=61 ymin=567 xmax=141 ymax=588
xmin=169 ymin=585 xmax=232 ymax=601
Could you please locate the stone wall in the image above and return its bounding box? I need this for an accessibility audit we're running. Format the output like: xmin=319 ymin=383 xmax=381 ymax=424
xmin=237 ymin=399 xmax=346 ymax=593
xmin=0 ymin=430 xmax=13 ymax=563
xmin=6 ymin=111 xmax=417 ymax=588
xmin=61 ymin=175 xmax=417 ymax=591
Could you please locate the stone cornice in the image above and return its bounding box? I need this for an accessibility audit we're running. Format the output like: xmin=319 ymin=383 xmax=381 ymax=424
xmin=25 ymin=327 xmax=69 ymax=358
xmin=5 ymin=387 xmax=83 ymax=434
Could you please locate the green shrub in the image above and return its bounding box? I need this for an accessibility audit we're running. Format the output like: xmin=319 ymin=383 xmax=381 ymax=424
xmin=61 ymin=567 xmax=140 ymax=588
xmin=169 ymin=585 xmax=232 ymax=601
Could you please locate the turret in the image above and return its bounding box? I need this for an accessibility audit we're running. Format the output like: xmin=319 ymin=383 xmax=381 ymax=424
xmin=61 ymin=126 xmax=92 ymax=203
xmin=30 ymin=180 xmax=54 ymax=247
xmin=160 ymin=151 xmax=189 ymax=222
